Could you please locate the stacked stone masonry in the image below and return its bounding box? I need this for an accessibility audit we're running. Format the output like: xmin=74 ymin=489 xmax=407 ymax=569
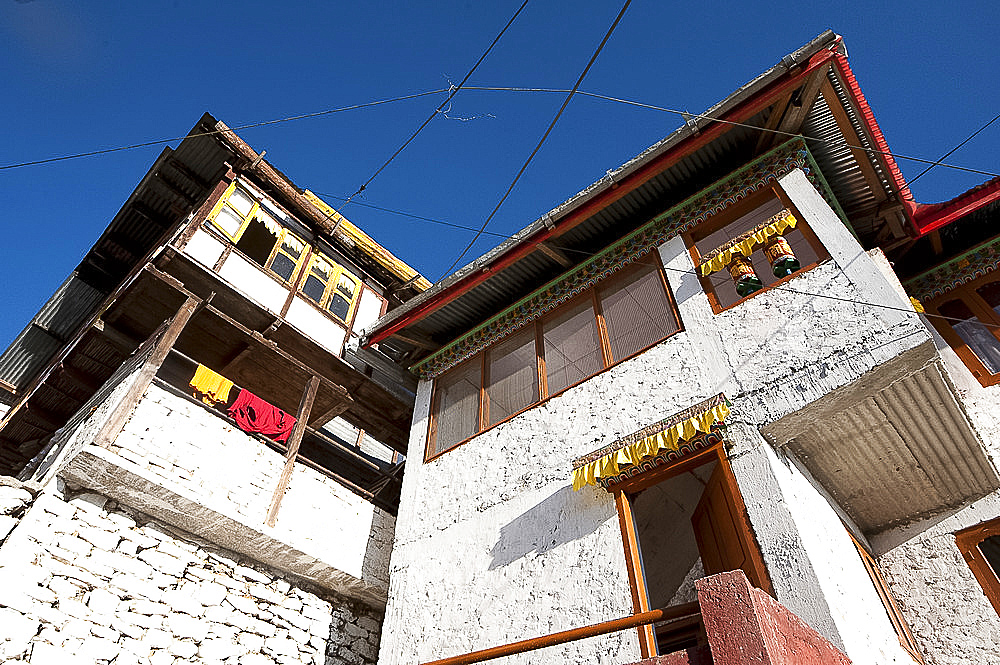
xmin=0 ymin=478 xmax=383 ymax=665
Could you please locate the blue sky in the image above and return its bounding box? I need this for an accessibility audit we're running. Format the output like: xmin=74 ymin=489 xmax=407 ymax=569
xmin=2 ymin=1 xmax=998 ymax=349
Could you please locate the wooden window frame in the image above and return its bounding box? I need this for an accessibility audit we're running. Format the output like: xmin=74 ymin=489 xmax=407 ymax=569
xmin=683 ymin=186 xmax=828 ymax=314
xmin=923 ymin=273 xmax=1000 ymax=387
xmin=298 ymin=251 xmax=363 ymax=325
xmin=206 ymin=182 xmax=309 ymax=286
xmin=424 ymin=255 xmax=682 ymax=462
xmin=612 ymin=443 xmax=773 ymax=658
xmin=956 ymin=517 xmax=1000 ymax=617
xmin=848 ymin=532 xmax=924 ymax=663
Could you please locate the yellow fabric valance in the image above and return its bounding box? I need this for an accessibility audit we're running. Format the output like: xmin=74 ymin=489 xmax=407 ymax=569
xmin=698 ymin=209 xmax=798 ymax=276
xmin=571 ymin=400 xmax=730 ymax=491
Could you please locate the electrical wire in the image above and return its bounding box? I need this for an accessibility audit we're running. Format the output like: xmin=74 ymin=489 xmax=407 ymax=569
xmin=311 ymin=189 xmax=999 ymax=332
xmin=0 ymin=90 xmax=450 ymax=171
xmin=436 ymin=0 xmax=633 ymax=280
xmin=908 ymin=112 xmax=1000 ymax=186
xmin=328 ymin=0 xmax=531 ymax=217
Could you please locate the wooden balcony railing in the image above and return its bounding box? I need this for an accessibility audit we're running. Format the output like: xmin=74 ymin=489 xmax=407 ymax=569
xmin=422 ymin=601 xmax=701 ymax=665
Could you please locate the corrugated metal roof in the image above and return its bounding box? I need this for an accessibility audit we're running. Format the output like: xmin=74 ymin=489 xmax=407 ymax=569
xmin=783 ymin=361 xmax=998 ymax=533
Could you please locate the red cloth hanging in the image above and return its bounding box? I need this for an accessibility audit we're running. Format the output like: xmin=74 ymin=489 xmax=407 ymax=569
xmin=227 ymin=389 xmax=296 ymax=443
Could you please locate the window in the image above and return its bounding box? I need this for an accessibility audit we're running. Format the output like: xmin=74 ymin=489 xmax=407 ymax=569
xmin=427 ymin=258 xmax=681 ymax=459
xmin=208 ymin=184 xmax=307 ymax=283
xmin=956 ymin=517 xmax=1000 ymax=617
xmin=849 ymin=532 xmax=923 ymax=663
xmin=925 ymin=274 xmax=1000 ymax=386
xmin=685 ymin=191 xmax=827 ymax=312
xmin=300 ymin=252 xmax=362 ymax=324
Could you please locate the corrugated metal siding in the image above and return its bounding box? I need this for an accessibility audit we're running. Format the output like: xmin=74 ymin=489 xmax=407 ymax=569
xmin=0 ymin=274 xmax=106 ymax=390
xmin=786 ymin=362 xmax=999 ymax=533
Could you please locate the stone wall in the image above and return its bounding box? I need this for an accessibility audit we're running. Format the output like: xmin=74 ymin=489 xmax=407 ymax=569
xmin=101 ymin=382 xmax=393 ymax=599
xmin=0 ymin=481 xmax=383 ymax=665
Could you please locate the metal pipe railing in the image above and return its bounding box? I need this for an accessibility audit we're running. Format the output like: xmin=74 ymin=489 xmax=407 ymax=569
xmin=422 ymin=601 xmax=701 ymax=665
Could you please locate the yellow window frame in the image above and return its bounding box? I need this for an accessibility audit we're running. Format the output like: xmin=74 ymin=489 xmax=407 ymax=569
xmin=301 ymin=251 xmax=361 ymax=324
xmin=207 ymin=182 xmax=308 ymax=284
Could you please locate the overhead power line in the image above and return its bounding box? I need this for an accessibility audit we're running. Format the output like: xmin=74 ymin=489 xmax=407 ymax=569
xmin=0 ymin=90 xmax=449 ymax=171
xmin=312 ymin=189 xmax=993 ymax=332
xmin=436 ymin=0 xmax=633 ymax=280
xmin=908 ymin=112 xmax=1000 ymax=186
xmin=328 ymin=0 xmax=531 ymax=217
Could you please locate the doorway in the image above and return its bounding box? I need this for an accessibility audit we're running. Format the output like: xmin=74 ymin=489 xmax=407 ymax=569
xmin=614 ymin=445 xmax=770 ymax=657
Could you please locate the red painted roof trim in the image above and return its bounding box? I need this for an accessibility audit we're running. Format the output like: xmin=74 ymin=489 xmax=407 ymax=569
xmin=367 ymin=47 xmax=840 ymax=347
xmin=912 ymin=176 xmax=1000 ymax=235
xmin=830 ymin=53 xmax=918 ymax=222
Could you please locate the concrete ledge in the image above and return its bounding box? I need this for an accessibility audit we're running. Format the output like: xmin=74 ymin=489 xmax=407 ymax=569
xmin=60 ymin=445 xmax=387 ymax=607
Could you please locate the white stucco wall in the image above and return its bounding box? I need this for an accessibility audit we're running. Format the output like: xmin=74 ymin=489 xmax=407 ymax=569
xmin=379 ymin=168 xmax=938 ymax=665
xmin=727 ymin=423 xmax=916 ymax=665
xmin=867 ymin=323 xmax=1000 ymax=665
xmin=218 ymin=253 xmax=290 ymax=315
xmin=285 ymin=297 xmax=348 ymax=356
xmin=182 ymin=228 xmax=226 ymax=269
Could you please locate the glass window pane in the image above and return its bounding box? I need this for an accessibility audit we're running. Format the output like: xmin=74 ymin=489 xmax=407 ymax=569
xmin=228 ymin=187 xmax=255 ymax=216
xmin=281 ymin=233 xmax=304 ymax=259
xmin=327 ymin=294 xmax=351 ymax=321
xmin=271 ymin=253 xmax=297 ymax=281
xmin=432 ymin=360 xmax=482 ymax=456
xmin=337 ymin=273 xmax=357 ymax=298
xmin=542 ymin=297 xmax=603 ymax=396
xmin=486 ymin=327 xmax=539 ymax=425
xmin=938 ymin=298 xmax=1000 ymax=373
xmin=979 ymin=535 xmax=1000 ymax=578
xmin=302 ymin=275 xmax=326 ymax=302
xmin=599 ymin=261 xmax=680 ymax=361
xmin=213 ymin=207 xmax=243 ymax=237
xmin=976 ymin=282 xmax=1000 ymax=312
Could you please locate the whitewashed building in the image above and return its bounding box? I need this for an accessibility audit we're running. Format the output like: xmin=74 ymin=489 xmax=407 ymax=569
xmin=0 ymin=115 xmax=428 ymax=664
xmin=366 ymin=32 xmax=1000 ymax=665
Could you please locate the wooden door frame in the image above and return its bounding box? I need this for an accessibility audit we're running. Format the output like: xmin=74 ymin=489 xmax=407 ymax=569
xmin=610 ymin=442 xmax=772 ymax=658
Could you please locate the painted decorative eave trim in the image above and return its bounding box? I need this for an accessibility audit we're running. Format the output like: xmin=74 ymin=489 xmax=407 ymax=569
xmin=904 ymin=233 xmax=1000 ymax=302
xmin=571 ymin=394 xmax=729 ymax=490
xmin=412 ymin=138 xmax=838 ymax=380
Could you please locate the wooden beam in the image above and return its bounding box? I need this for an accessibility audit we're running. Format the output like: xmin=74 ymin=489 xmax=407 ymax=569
xmin=388 ymin=331 xmax=438 ymax=351
xmin=94 ymin=295 xmax=201 ymax=447
xmin=58 ymin=363 xmax=102 ymax=393
xmin=753 ymin=90 xmax=793 ymax=154
xmin=930 ymin=230 xmax=944 ymax=255
xmin=758 ymin=64 xmax=831 ymax=154
xmin=309 ymin=396 xmax=354 ymax=428
xmin=92 ymin=319 xmax=141 ymax=353
xmin=533 ymin=242 xmax=573 ymax=268
xmin=819 ymin=79 xmax=888 ymax=205
xmin=24 ymin=403 xmax=64 ymax=431
xmin=265 ymin=375 xmax=320 ymax=527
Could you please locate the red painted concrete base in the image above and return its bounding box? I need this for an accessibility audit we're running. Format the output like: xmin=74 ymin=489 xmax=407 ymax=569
xmin=695 ymin=571 xmax=852 ymax=665
xmin=629 ymin=645 xmax=713 ymax=665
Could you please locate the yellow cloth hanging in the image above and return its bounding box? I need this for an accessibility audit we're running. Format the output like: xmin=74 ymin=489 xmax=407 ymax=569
xmin=571 ymin=401 xmax=729 ymax=491
xmin=189 ymin=364 xmax=234 ymax=406
xmin=909 ymin=297 xmax=925 ymax=314
xmin=698 ymin=210 xmax=798 ymax=276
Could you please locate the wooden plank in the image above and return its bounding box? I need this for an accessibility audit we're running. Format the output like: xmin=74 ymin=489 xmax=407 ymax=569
xmin=753 ymin=90 xmax=793 ymax=154
xmin=615 ymin=489 xmax=657 ymax=658
xmin=265 ymin=375 xmax=321 ymax=527
xmin=757 ymin=64 xmax=830 ymax=154
xmin=534 ymin=241 xmax=573 ymax=268
xmin=94 ymin=296 xmax=200 ymax=448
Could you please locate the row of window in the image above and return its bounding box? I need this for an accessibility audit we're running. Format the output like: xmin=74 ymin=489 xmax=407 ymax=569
xmin=208 ymin=183 xmax=362 ymax=324
xmin=924 ymin=275 xmax=1000 ymax=386
xmin=428 ymin=259 xmax=682 ymax=459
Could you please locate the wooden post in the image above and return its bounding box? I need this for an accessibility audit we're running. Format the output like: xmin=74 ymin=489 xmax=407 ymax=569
xmin=265 ymin=375 xmax=321 ymax=527
xmin=94 ymin=295 xmax=200 ymax=448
